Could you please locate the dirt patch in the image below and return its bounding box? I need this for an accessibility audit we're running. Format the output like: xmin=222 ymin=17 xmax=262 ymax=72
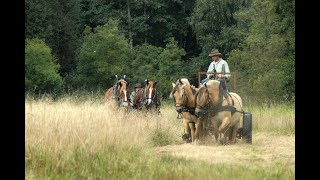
xmin=155 ymin=132 xmax=295 ymax=168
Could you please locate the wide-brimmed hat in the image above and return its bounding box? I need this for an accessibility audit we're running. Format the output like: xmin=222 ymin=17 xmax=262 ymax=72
xmin=208 ymin=49 xmax=222 ymax=57
xmin=134 ymin=83 xmax=142 ymax=88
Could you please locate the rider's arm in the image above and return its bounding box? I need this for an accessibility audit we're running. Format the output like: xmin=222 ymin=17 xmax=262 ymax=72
xmin=206 ymin=62 xmax=215 ymax=78
xmin=224 ymin=62 xmax=231 ymax=80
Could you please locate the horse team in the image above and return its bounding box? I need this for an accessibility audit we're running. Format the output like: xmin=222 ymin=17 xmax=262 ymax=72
xmin=170 ymin=78 xmax=244 ymax=145
xmin=104 ymin=77 xmax=244 ymax=145
xmin=104 ymin=78 xmax=161 ymax=113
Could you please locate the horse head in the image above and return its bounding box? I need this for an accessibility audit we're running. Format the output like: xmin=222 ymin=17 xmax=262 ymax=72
xmin=144 ymin=79 xmax=159 ymax=108
xmin=170 ymin=78 xmax=193 ymax=113
xmin=117 ymin=79 xmax=130 ymax=107
xmin=195 ymin=80 xmax=220 ymax=117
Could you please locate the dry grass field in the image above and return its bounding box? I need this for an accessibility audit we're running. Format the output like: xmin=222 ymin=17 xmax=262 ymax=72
xmin=25 ymin=95 xmax=294 ymax=179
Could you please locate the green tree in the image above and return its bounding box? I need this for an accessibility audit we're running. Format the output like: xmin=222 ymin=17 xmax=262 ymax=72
xmin=188 ymin=0 xmax=249 ymax=86
xmin=129 ymin=38 xmax=186 ymax=97
xmin=227 ymin=0 xmax=295 ymax=102
xmin=129 ymin=43 xmax=163 ymax=87
xmin=25 ymin=39 xmax=63 ymax=93
xmin=190 ymin=0 xmax=247 ymax=55
xmin=45 ymin=0 xmax=83 ymax=76
xmin=25 ymin=0 xmax=53 ymax=39
xmin=157 ymin=37 xmax=186 ymax=97
xmin=26 ymin=0 xmax=83 ymax=77
xmin=71 ymin=21 xmax=132 ymax=90
xmin=79 ymin=0 xmax=114 ymax=28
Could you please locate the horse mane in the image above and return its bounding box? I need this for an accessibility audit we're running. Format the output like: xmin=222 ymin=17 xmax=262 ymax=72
xmin=203 ymin=80 xmax=221 ymax=105
xmin=190 ymin=85 xmax=197 ymax=95
xmin=205 ymin=79 xmax=220 ymax=89
xmin=195 ymin=86 xmax=206 ymax=98
xmin=177 ymin=78 xmax=190 ymax=86
xmin=117 ymin=79 xmax=128 ymax=84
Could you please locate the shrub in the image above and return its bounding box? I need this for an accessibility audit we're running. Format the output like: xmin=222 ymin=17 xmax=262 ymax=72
xmin=25 ymin=38 xmax=63 ymax=93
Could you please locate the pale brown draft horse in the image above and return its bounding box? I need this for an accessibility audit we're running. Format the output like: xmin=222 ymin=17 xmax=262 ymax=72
xmin=104 ymin=79 xmax=130 ymax=109
xmin=143 ymin=79 xmax=161 ymax=112
xmin=170 ymin=78 xmax=202 ymax=144
xmin=195 ymin=80 xmax=243 ymax=144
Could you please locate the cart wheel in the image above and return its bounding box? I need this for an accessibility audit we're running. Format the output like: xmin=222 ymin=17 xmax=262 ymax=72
xmin=242 ymin=112 xmax=252 ymax=144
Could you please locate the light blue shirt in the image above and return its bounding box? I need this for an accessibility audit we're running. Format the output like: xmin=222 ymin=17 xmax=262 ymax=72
xmin=206 ymin=58 xmax=231 ymax=80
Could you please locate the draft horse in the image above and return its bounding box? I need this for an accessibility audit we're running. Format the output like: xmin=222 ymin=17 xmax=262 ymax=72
xmin=142 ymin=79 xmax=161 ymax=113
xmin=195 ymin=80 xmax=244 ymax=144
xmin=104 ymin=78 xmax=130 ymax=110
xmin=170 ymin=78 xmax=202 ymax=144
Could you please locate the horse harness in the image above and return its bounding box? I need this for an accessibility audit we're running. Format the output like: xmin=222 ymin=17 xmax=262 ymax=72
xmin=196 ymin=88 xmax=243 ymax=116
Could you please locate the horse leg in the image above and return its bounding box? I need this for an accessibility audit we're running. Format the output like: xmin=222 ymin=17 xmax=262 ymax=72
xmin=223 ymin=127 xmax=232 ymax=145
xmin=189 ymin=122 xmax=195 ymax=144
xmin=228 ymin=128 xmax=233 ymax=143
xmin=230 ymin=123 xmax=239 ymax=144
xmin=194 ymin=120 xmax=201 ymax=145
xmin=182 ymin=118 xmax=191 ymax=143
xmin=219 ymin=115 xmax=231 ymax=144
xmin=212 ymin=122 xmax=219 ymax=144
xmin=219 ymin=115 xmax=231 ymax=133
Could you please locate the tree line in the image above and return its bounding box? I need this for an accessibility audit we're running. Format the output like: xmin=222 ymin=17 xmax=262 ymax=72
xmin=25 ymin=0 xmax=295 ymax=102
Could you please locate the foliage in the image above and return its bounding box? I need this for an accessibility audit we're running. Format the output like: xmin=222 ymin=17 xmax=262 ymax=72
xmin=129 ymin=43 xmax=162 ymax=89
xmin=130 ymin=38 xmax=186 ymax=97
xmin=26 ymin=0 xmax=83 ymax=76
xmin=157 ymin=38 xmax=186 ymax=96
xmin=71 ymin=20 xmax=132 ymax=90
xmin=25 ymin=0 xmax=294 ymax=102
xmin=25 ymin=0 xmax=53 ymax=39
xmin=227 ymin=0 xmax=295 ymax=102
xmin=25 ymin=38 xmax=63 ymax=93
xmin=190 ymin=0 xmax=247 ymax=55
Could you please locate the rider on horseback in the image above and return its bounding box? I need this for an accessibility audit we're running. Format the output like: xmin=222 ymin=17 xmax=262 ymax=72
xmin=200 ymin=48 xmax=231 ymax=105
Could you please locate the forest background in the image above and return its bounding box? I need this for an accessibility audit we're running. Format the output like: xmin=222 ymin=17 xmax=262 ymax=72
xmin=25 ymin=0 xmax=295 ymax=103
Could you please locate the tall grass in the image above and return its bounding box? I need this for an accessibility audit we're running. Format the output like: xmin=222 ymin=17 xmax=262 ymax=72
xmin=244 ymin=102 xmax=295 ymax=135
xmin=25 ymin=95 xmax=294 ymax=179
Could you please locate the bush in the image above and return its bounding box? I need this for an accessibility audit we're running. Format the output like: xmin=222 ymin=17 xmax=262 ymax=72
xmin=25 ymin=38 xmax=63 ymax=93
